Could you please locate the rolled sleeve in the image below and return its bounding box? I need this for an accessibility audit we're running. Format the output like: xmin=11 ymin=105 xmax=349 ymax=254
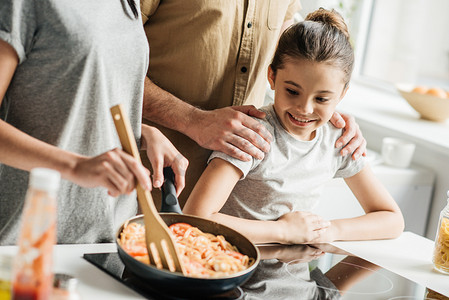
xmin=0 ymin=0 xmax=37 ymax=64
xmin=208 ymin=151 xmax=260 ymax=180
xmin=140 ymin=0 xmax=160 ymax=24
xmin=335 ymin=155 xmax=367 ymax=178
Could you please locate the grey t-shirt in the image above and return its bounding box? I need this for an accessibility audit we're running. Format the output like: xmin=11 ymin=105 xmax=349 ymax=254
xmin=0 ymin=0 xmax=149 ymax=245
xmin=209 ymin=104 xmax=366 ymax=221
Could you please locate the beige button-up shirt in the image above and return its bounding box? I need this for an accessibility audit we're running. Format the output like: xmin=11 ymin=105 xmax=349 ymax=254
xmin=141 ymin=0 xmax=301 ymax=206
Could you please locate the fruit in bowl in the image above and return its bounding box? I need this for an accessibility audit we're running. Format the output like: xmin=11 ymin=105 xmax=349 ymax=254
xmin=397 ymin=84 xmax=449 ymax=122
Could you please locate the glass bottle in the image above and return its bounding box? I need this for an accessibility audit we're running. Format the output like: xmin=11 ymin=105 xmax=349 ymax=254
xmin=50 ymin=274 xmax=81 ymax=300
xmin=0 ymin=254 xmax=13 ymax=300
xmin=432 ymin=190 xmax=449 ymax=275
xmin=12 ymin=168 xmax=60 ymax=300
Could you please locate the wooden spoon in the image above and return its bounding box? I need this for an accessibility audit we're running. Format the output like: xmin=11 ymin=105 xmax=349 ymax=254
xmin=110 ymin=104 xmax=185 ymax=274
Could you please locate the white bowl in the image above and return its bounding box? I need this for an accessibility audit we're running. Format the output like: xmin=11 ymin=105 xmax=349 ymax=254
xmin=397 ymin=84 xmax=449 ymax=122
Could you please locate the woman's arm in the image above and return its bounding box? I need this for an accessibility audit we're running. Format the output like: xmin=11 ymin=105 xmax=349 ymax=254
xmin=321 ymin=165 xmax=405 ymax=242
xmin=0 ymin=39 xmax=18 ymax=98
xmin=140 ymin=124 xmax=188 ymax=196
xmin=183 ymin=158 xmax=330 ymax=244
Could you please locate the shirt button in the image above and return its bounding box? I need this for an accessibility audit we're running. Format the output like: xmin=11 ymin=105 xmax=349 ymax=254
xmin=241 ymin=66 xmax=247 ymax=73
xmin=247 ymin=22 xmax=252 ymax=28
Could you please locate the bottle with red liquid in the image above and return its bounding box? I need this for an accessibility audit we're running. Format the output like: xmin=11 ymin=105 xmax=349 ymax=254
xmin=51 ymin=274 xmax=81 ymax=300
xmin=12 ymin=168 xmax=60 ymax=300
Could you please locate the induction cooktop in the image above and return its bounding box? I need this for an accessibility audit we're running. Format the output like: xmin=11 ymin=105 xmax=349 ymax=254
xmin=83 ymin=244 xmax=447 ymax=300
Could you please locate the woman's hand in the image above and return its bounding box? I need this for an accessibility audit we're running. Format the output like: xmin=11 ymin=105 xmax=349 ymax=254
xmin=70 ymin=148 xmax=152 ymax=197
xmin=330 ymin=112 xmax=367 ymax=160
xmin=276 ymin=211 xmax=331 ymax=244
xmin=141 ymin=125 xmax=188 ymax=196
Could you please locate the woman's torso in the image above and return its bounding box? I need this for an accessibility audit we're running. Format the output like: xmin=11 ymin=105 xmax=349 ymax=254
xmin=0 ymin=0 xmax=149 ymax=245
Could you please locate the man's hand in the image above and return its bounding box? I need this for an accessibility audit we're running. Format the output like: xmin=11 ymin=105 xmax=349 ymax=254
xmin=188 ymin=105 xmax=273 ymax=161
xmin=330 ymin=112 xmax=367 ymax=160
xmin=142 ymin=80 xmax=271 ymax=162
xmin=141 ymin=125 xmax=189 ymax=196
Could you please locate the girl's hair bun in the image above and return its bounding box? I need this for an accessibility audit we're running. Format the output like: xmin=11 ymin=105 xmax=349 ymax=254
xmin=270 ymin=7 xmax=354 ymax=87
xmin=305 ymin=7 xmax=350 ymax=39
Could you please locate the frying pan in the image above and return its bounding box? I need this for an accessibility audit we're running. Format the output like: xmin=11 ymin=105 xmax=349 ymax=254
xmin=116 ymin=167 xmax=260 ymax=296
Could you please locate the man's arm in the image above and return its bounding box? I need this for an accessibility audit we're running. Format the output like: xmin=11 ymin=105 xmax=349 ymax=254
xmin=142 ymin=77 xmax=195 ymax=136
xmin=142 ymin=77 xmax=272 ymax=161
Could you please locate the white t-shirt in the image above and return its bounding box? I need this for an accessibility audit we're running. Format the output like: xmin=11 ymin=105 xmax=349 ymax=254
xmin=209 ymin=104 xmax=366 ymax=221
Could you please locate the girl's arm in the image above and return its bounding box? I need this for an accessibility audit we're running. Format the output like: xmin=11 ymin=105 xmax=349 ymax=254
xmin=325 ymin=256 xmax=381 ymax=295
xmin=0 ymin=39 xmax=151 ymax=196
xmin=322 ymin=165 xmax=405 ymax=242
xmin=183 ymin=158 xmax=330 ymax=244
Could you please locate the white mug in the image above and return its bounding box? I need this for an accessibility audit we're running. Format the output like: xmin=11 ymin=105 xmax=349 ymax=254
xmin=381 ymin=137 xmax=416 ymax=168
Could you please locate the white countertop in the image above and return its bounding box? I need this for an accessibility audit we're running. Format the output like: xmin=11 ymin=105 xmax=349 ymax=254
xmin=0 ymin=243 xmax=143 ymax=300
xmin=332 ymin=231 xmax=449 ymax=297
xmin=1 ymin=231 xmax=447 ymax=299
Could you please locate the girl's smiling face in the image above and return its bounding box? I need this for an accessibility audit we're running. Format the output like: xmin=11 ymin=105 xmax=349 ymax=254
xmin=268 ymin=58 xmax=348 ymax=141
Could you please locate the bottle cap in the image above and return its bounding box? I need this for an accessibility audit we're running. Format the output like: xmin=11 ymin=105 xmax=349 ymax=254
xmin=53 ymin=273 xmax=78 ymax=291
xmin=29 ymin=168 xmax=61 ymax=192
xmin=0 ymin=254 xmax=13 ymax=279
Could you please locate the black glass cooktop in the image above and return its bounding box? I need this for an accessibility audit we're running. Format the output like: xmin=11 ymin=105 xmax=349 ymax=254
xmin=83 ymin=244 xmax=447 ymax=300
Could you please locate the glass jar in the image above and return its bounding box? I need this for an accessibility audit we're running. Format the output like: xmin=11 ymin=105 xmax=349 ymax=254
xmin=12 ymin=168 xmax=60 ymax=300
xmin=51 ymin=274 xmax=81 ymax=300
xmin=0 ymin=255 xmax=13 ymax=300
xmin=432 ymin=190 xmax=449 ymax=275
xmin=425 ymin=288 xmax=449 ymax=300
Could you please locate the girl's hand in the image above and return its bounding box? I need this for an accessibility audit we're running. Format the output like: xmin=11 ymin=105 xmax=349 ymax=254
xmin=141 ymin=125 xmax=188 ymax=196
xmin=277 ymin=211 xmax=331 ymax=244
xmin=70 ymin=148 xmax=152 ymax=197
xmin=258 ymin=244 xmax=325 ymax=263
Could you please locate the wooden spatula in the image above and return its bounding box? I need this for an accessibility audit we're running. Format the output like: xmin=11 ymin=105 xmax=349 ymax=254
xmin=110 ymin=104 xmax=185 ymax=274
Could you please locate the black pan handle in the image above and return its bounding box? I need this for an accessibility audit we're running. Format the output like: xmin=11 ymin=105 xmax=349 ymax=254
xmin=161 ymin=167 xmax=182 ymax=214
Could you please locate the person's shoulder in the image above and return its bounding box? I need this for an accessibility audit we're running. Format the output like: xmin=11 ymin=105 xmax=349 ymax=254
xmin=252 ymin=104 xmax=277 ymax=135
xmin=322 ymin=121 xmax=344 ymax=141
xmin=258 ymin=104 xmax=277 ymax=127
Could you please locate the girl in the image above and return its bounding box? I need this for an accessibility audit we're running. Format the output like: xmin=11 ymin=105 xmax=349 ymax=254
xmin=0 ymin=0 xmax=187 ymax=245
xmin=183 ymin=8 xmax=404 ymax=244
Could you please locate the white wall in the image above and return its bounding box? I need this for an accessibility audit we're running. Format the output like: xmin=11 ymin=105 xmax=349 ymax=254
xmin=300 ymin=0 xmax=449 ymax=84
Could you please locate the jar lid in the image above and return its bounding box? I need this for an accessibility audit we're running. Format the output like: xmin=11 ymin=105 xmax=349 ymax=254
xmin=53 ymin=273 xmax=78 ymax=291
xmin=29 ymin=168 xmax=61 ymax=192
